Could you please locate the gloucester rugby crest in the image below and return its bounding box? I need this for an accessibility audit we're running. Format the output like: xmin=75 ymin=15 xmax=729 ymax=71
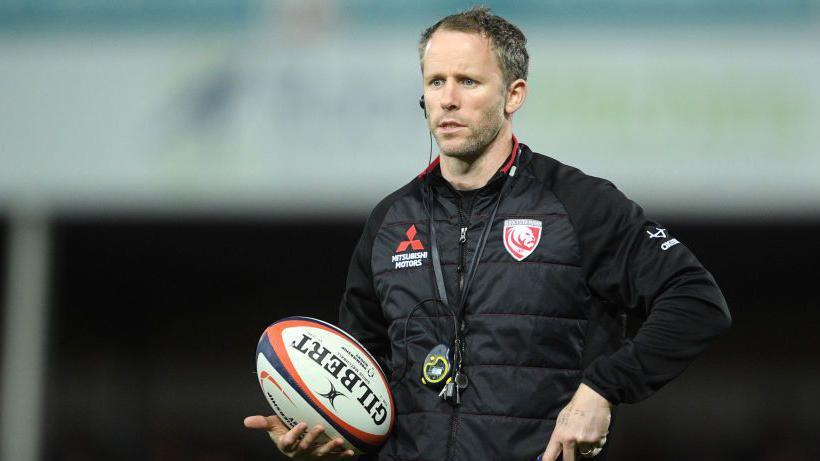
xmin=503 ymin=219 xmax=542 ymax=261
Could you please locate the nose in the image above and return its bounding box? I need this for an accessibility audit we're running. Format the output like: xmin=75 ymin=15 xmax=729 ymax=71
xmin=439 ymin=80 xmax=460 ymax=112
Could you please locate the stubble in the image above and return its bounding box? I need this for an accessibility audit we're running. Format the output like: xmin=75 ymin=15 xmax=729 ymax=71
xmin=434 ymin=98 xmax=506 ymax=160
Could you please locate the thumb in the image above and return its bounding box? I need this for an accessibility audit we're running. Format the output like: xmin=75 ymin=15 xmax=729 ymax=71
xmin=243 ymin=415 xmax=272 ymax=430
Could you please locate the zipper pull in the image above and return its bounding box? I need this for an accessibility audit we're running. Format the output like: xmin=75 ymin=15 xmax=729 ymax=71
xmin=459 ymin=227 xmax=467 ymax=243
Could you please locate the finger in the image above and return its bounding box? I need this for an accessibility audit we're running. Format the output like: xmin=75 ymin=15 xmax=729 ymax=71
xmin=243 ymin=415 xmax=271 ymax=429
xmin=298 ymin=424 xmax=326 ymax=451
xmin=543 ymin=439 xmax=562 ymax=461
xmin=315 ymin=437 xmax=345 ymax=456
xmin=563 ymin=441 xmax=576 ymax=461
xmin=578 ymin=445 xmax=603 ymax=459
xmin=577 ymin=443 xmax=595 ymax=459
xmin=244 ymin=415 xmax=290 ymax=436
xmin=279 ymin=422 xmax=308 ymax=452
xmin=264 ymin=415 xmax=292 ymax=437
xmin=578 ymin=434 xmax=607 ymax=457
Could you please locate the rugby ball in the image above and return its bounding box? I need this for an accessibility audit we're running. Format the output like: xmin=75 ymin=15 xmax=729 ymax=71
xmin=255 ymin=317 xmax=395 ymax=454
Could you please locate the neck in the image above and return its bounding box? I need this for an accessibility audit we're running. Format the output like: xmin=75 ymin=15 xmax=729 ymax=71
xmin=440 ymin=124 xmax=513 ymax=191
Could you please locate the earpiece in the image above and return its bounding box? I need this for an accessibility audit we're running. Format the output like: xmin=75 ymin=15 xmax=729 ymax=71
xmin=420 ymin=94 xmax=433 ymax=166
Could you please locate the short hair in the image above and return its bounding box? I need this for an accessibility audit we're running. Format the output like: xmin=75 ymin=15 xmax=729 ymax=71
xmin=418 ymin=6 xmax=529 ymax=86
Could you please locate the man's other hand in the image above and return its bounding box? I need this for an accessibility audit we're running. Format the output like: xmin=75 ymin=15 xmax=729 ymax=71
xmin=541 ymin=383 xmax=612 ymax=461
xmin=244 ymin=415 xmax=356 ymax=460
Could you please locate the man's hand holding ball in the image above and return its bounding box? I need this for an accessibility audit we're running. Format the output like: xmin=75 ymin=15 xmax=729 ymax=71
xmin=244 ymin=415 xmax=355 ymax=460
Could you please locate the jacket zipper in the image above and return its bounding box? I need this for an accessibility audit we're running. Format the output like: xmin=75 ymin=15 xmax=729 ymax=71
xmin=448 ymin=193 xmax=475 ymax=460
xmin=458 ymin=220 xmax=468 ymax=291
xmin=437 ymin=168 xmax=512 ymax=460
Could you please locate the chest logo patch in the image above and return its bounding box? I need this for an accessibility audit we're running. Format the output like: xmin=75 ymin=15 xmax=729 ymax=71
xmin=392 ymin=224 xmax=428 ymax=269
xmin=503 ymin=219 xmax=542 ymax=261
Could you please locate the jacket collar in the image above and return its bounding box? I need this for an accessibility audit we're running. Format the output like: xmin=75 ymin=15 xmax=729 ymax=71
xmin=418 ymin=134 xmax=520 ymax=181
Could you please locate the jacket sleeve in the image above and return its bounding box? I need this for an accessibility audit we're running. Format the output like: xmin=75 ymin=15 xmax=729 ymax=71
xmin=558 ymin=175 xmax=731 ymax=405
xmin=338 ymin=205 xmax=392 ymax=375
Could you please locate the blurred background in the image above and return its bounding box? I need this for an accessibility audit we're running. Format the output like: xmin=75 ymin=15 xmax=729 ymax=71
xmin=1 ymin=0 xmax=818 ymax=460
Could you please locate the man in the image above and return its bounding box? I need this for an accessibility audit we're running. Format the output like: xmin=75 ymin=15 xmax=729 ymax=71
xmin=245 ymin=7 xmax=731 ymax=460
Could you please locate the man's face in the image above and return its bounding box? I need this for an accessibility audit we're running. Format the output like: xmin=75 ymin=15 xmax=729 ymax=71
xmin=421 ymin=30 xmax=508 ymax=158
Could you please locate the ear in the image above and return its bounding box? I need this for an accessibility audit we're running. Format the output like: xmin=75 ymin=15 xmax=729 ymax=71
xmin=504 ymin=78 xmax=528 ymax=116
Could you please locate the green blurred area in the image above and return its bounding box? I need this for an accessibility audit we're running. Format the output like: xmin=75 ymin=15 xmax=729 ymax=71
xmin=0 ymin=0 xmax=816 ymax=29
xmin=527 ymin=64 xmax=810 ymax=158
xmin=0 ymin=0 xmax=817 ymax=216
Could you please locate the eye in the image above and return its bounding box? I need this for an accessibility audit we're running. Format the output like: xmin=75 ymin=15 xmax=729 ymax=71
xmin=463 ymin=78 xmax=476 ymax=87
xmin=430 ymin=78 xmax=444 ymax=88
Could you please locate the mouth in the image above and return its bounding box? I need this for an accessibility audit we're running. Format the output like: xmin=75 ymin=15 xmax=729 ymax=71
xmin=437 ymin=120 xmax=466 ymax=133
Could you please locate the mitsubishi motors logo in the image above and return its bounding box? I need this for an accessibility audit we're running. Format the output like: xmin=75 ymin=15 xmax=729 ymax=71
xmin=396 ymin=225 xmax=424 ymax=252
xmin=392 ymin=224 xmax=428 ymax=269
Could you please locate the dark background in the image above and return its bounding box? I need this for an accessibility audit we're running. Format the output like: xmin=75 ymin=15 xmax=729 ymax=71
xmin=1 ymin=1 xmax=817 ymax=459
xmin=11 ymin=216 xmax=814 ymax=461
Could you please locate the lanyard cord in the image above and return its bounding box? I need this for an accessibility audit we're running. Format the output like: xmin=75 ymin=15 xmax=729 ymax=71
xmin=390 ymin=297 xmax=457 ymax=389
xmin=456 ymin=162 xmax=516 ymax=320
xmin=426 ymin=191 xmax=450 ymax=309
xmin=424 ymin=146 xmax=521 ymax=371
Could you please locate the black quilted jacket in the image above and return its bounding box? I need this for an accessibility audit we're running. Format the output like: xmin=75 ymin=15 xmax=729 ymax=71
xmin=339 ymin=140 xmax=730 ymax=461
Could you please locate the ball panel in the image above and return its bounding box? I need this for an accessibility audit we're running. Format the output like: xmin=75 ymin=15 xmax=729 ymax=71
xmin=285 ymin=316 xmax=393 ymax=386
xmin=279 ymin=316 xmax=395 ymax=431
xmin=264 ymin=320 xmax=389 ymax=446
xmin=282 ymin=326 xmax=376 ymax=429
xmin=256 ymin=352 xmax=359 ymax=453
xmin=256 ymin=317 xmax=394 ymax=452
